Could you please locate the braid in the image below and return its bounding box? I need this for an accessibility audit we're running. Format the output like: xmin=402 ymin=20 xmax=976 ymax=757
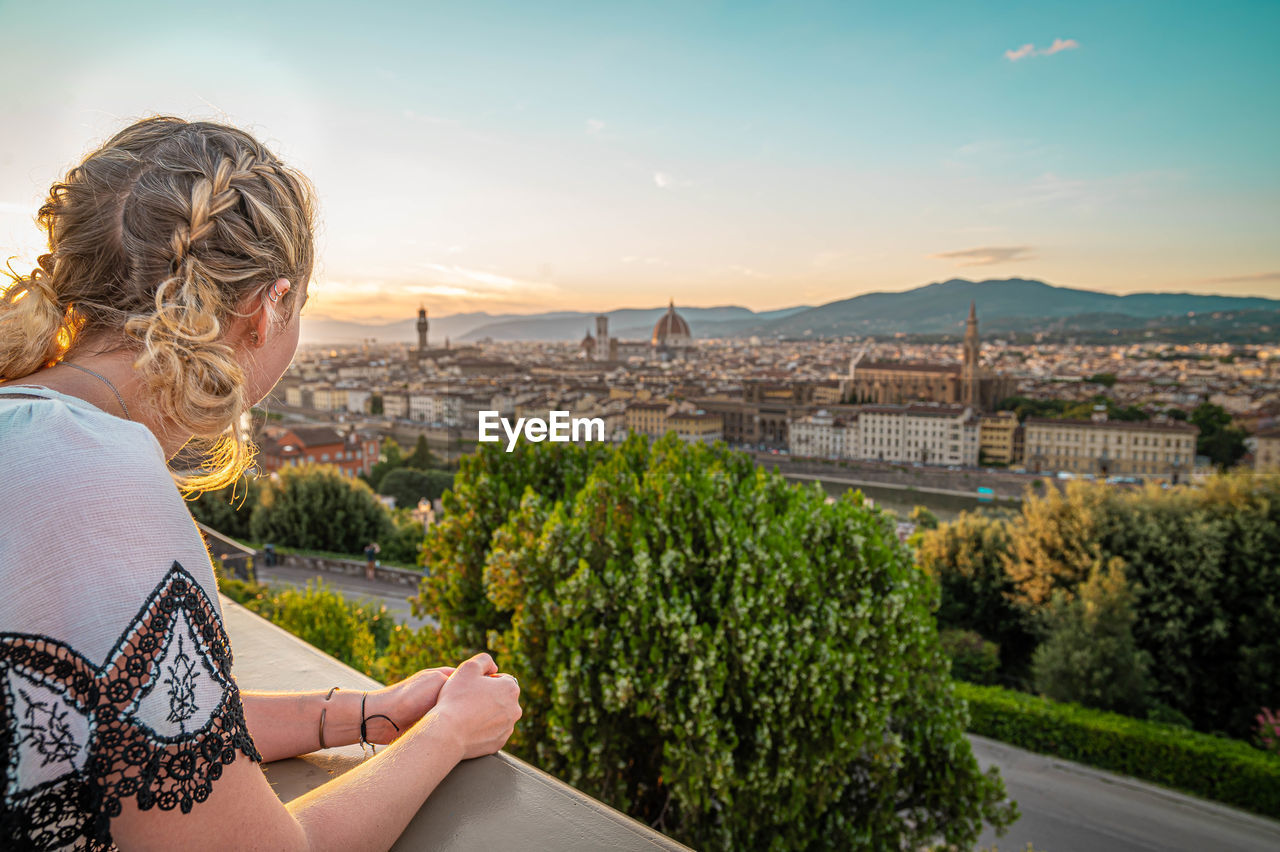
xmin=1 ymin=115 xmax=318 ymax=495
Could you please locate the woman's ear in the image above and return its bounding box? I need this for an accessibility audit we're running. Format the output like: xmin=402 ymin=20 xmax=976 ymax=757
xmin=249 ymin=278 xmax=291 ymax=347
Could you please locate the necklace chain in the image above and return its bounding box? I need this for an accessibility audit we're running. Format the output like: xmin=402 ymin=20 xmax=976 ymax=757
xmin=61 ymin=362 xmax=131 ymax=421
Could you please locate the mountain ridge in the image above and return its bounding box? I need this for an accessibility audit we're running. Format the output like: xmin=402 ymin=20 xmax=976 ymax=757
xmin=298 ymin=278 xmax=1280 ymax=345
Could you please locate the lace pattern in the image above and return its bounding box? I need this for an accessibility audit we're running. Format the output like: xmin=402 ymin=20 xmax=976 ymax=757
xmin=1 ymin=562 xmax=261 ymax=850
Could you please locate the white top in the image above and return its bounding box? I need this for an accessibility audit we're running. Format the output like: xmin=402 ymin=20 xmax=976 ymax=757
xmin=0 ymin=384 xmax=259 ymax=851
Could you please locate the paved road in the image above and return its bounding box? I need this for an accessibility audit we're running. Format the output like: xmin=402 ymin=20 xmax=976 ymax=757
xmin=972 ymin=735 xmax=1280 ymax=851
xmin=254 ymin=563 xmax=436 ymax=630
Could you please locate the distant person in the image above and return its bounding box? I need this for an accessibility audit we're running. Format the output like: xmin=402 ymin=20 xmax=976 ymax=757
xmin=364 ymin=541 xmax=381 ymax=581
xmin=264 ymin=541 xmax=277 ymax=567
xmin=0 ymin=116 xmax=520 ymax=851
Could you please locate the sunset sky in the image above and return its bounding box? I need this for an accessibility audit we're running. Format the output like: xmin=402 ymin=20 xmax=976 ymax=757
xmin=1 ymin=0 xmax=1276 ymax=323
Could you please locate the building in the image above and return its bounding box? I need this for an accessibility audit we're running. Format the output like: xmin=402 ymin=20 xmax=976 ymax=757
xmin=788 ymin=409 xmax=856 ymax=459
xmin=666 ymin=411 xmax=723 ymax=444
xmin=841 ymin=303 xmax=1014 ymax=411
xmin=257 ymin=425 xmax=381 ymax=478
xmin=979 ymin=411 xmax=1023 ymax=465
xmin=625 ymin=401 xmax=669 ymax=437
xmin=1024 ymin=416 xmax=1197 ymax=481
xmin=415 ymin=304 xmax=429 ymax=360
xmin=651 ymin=299 xmax=693 ymax=360
xmin=1255 ymin=427 xmax=1280 ymax=471
xmin=853 ymin=405 xmax=980 ymax=467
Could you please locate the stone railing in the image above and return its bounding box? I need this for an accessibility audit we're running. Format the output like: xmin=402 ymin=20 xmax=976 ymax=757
xmin=224 ymin=597 xmax=690 ymax=851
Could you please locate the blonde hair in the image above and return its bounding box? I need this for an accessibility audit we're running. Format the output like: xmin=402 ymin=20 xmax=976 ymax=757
xmin=0 ymin=115 xmax=316 ymax=496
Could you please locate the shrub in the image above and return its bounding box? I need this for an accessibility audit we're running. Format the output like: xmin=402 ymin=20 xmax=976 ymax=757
xmin=412 ymin=435 xmax=1016 ymax=851
xmin=379 ymin=467 xmax=455 ymax=508
xmin=1031 ymin=560 xmax=1152 ymax=716
xmin=958 ymin=681 xmax=1280 ymax=819
xmin=915 ymin=513 xmax=1035 ymax=680
xmin=924 ymin=475 xmax=1280 ymax=738
xmin=940 ymin=629 xmax=1000 ymax=685
xmin=189 ymin=473 xmax=262 ymax=540
xmin=249 ymin=463 xmax=392 ymax=555
xmin=1257 ymin=708 xmax=1280 ymax=757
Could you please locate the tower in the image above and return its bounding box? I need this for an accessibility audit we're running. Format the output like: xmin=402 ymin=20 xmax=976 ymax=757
xmin=962 ymin=301 xmax=980 ymax=407
xmin=416 ymin=304 xmax=429 ymax=360
xmin=595 ymin=315 xmax=610 ymax=361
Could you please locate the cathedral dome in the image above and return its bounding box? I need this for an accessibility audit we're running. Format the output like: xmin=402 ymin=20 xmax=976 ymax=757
xmin=652 ymin=299 xmax=691 ymax=346
xmin=579 ymin=330 xmax=596 ymax=352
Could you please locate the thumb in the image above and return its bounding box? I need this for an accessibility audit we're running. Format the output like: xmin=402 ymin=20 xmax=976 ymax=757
xmin=458 ymin=652 xmax=498 ymax=677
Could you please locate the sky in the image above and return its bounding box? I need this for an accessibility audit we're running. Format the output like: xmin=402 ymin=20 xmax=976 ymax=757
xmin=1 ymin=0 xmax=1277 ymax=323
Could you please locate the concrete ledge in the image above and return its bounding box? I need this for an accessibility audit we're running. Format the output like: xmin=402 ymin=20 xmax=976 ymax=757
xmin=223 ymin=597 xmax=690 ymax=851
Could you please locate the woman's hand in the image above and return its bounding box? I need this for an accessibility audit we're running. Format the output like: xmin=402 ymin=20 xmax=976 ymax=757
xmin=361 ymin=666 xmax=457 ymax=744
xmin=430 ymin=652 xmax=522 ymax=760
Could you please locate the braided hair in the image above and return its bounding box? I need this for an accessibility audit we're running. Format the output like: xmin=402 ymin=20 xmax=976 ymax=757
xmin=0 ymin=116 xmax=317 ymax=495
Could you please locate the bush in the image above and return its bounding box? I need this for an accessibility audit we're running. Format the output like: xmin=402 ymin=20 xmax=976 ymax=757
xmin=958 ymin=681 xmax=1280 ymax=819
xmin=924 ymin=475 xmax=1280 ymax=738
xmin=189 ymin=474 xmax=262 ymax=540
xmin=411 ymin=435 xmax=1016 ymax=851
xmin=223 ymin=575 xmax=388 ymax=680
xmin=940 ymin=629 xmax=1000 ymax=685
xmin=915 ymin=513 xmax=1035 ymax=680
xmin=1031 ymin=560 xmax=1152 ymax=716
xmin=379 ymin=467 xmax=455 ymax=508
xmin=250 ymin=463 xmax=392 ymax=556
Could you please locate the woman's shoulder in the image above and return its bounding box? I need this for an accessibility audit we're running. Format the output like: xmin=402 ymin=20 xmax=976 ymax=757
xmin=0 ymin=388 xmax=223 ymax=662
xmin=0 ymin=386 xmax=167 ymax=479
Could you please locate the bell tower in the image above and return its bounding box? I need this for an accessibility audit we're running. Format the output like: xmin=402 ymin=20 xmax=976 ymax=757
xmin=416 ymin=304 xmax=429 ymax=360
xmin=962 ymin=300 xmax=980 ymax=407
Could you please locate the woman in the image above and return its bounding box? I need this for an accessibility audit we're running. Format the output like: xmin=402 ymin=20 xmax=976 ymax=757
xmin=0 ymin=116 xmax=522 ymax=851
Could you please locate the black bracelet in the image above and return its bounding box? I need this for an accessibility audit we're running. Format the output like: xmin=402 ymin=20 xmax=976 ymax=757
xmin=359 ymin=691 xmax=401 ymax=754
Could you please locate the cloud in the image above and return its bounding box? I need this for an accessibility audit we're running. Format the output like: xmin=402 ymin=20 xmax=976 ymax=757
xmin=1203 ymin=271 xmax=1280 ymax=285
xmin=653 ymin=171 xmax=671 ymax=189
xmin=930 ymin=246 xmax=1036 ymax=266
xmin=586 ymin=118 xmax=605 ymax=135
xmin=1042 ymin=38 xmax=1080 ymax=56
xmin=1004 ymin=43 xmax=1036 ymax=62
xmin=1005 ymin=38 xmax=1080 ymax=61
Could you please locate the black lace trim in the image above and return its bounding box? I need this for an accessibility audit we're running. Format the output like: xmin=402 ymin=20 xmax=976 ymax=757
xmin=1 ymin=562 xmax=261 ymax=850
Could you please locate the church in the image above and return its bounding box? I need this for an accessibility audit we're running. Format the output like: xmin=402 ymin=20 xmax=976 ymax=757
xmin=580 ymin=300 xmax=695 ymax=362
xmin=840 ymin=302 xmax=1013 ymax=411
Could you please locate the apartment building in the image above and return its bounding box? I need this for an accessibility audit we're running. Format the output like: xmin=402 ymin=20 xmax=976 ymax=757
xmin=853 ymin=405 xmax=979 ymax=467
xmin=1024 ymin=416 xmax=1198 ymax=480
xmin=789 ymin=409 xmax=856 ymax=459
xmin=979 ymin=411 xmax=1023 ymax=465
xmin=667 ymin=411 xmax=724 ymax=445
xmin=625 ymin=401 xmax=670 ymax=437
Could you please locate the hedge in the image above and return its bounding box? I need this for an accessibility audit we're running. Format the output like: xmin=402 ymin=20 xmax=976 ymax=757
xmin=956 ymin=681 xmax=1280 ymax=818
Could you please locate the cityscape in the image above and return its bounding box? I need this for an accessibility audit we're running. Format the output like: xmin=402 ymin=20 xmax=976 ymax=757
xmin=254 ymin=280 xmax=1279 ymax=507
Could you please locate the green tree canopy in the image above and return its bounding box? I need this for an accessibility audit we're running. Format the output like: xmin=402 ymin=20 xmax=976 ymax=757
xmin=250 ymin=463 xmax=392 ymax=555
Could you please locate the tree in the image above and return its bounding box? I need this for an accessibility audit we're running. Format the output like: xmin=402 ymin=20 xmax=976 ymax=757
xmin=379 ymin=468 xmax=454 ymax=510
xmin=362 ymin=439 xmax=404 ymax=492
xmin=406 ymin=436 xmax=1016 ymax=850
xmin=369 ymin=393 xmax=384 ymax=416
xmin=1190 ymin=402 xmax=1247 ymax=469
xmin=188 ymin=474 xmax=262 ymax=541
xmin=402 ymin=434 xmax=439 ymax=471
xmin=250 ymin=464 xmax=392 ymax=555
xmin=1031 ymin=560 xmax=1152 ymax=716
xmin=915 ymin=512 xmax=1035 ymax=679
xmin=1085 ymin=372 xmax=1117 ymax=388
